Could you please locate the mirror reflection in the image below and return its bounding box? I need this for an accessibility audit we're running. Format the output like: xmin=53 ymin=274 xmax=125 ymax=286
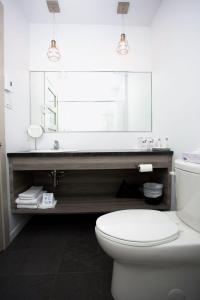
xmin=30 ymin=71 xmax=152 ymax=132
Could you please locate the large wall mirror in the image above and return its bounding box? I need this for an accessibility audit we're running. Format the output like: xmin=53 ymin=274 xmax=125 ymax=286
xmin=30 ymin=71 xmax=152 ymax=132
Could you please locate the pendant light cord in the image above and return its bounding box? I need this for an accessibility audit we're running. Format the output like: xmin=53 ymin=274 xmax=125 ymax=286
xmin=52 ymin=13 xmax=55 ymax=40
xmin=121 ymin=14 xmax=125 ymax=34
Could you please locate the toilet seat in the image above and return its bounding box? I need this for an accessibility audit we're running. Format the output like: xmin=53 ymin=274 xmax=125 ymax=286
xmin=96 ymin=210 xmax=179 ymax=247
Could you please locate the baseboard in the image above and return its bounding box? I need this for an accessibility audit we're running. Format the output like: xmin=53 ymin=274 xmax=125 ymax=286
xmin=9 ymin=217 xmax=30 ymax=243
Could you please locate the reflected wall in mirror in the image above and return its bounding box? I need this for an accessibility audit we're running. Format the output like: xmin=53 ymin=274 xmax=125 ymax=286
xmin=30 ymin=71 xmax=152 ymax=132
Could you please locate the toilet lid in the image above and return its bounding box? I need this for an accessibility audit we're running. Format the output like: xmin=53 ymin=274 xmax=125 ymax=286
xmin=96 ymin=210 xmax=179 ymax=246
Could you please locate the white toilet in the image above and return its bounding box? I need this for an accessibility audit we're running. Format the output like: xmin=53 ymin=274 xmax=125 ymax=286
xmin=95 ymin=159 xmax=200 ymax=300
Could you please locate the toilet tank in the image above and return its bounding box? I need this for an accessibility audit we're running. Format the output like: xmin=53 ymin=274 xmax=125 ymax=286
xmin=175 ymin=159 xmax=200 ymax=232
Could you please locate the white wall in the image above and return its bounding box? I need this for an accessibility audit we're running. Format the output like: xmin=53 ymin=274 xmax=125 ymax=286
xmin=30 ymin=24 xmax=151 ymax=71
xmin=30 ymin=24 xmax=152 ymax=150
xmin=151 ymin=0 xmax=200 ymax=209
xmin=2 ymin=0 xmax=30 ymax=240
xmin=152 ymin=0 xmax=200 ymax=158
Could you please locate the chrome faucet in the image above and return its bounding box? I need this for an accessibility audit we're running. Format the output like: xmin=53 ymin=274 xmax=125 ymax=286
xmin=53 ymin=140 xmax=60 ymax=150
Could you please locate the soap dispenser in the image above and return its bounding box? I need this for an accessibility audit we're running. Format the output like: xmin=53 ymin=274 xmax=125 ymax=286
xmin=163 ymin=137 xmax=169 ymax=149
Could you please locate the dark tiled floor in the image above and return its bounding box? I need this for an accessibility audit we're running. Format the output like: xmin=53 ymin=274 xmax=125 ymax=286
xmin=0 ymin=215 xmax=113 ymax=300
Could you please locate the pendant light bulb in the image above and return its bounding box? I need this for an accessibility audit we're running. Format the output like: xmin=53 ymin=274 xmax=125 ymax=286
xmin=47 ymin=12 xmax=61 ymax=62
xmin=117 ymin=33 xmax=129 ymax=55
xmin=47 ymin=39 xmax=61 ymax=62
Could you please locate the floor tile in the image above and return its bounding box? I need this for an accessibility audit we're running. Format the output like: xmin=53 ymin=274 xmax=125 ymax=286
xmin=0 ymin=276 xmax=13 ymax=296
xmin=7 ymin=230 xmax=34 ymax=251
xmin=59 ymin=240 xmax=112 ymax=273
xmin=0 ymin=275 xmax=55 ymax=300
xmin=51 ymin=272 xmax=113 ymax=300
xmin=17 ymin=247 xmax=63 ymax=275
xmin=28 ymin=228 xmax=66 ymax=251
xmin=0 ymin=214 xmax=113 ymax=299
xmin=0 ymin=250 xmax=26 ymax=276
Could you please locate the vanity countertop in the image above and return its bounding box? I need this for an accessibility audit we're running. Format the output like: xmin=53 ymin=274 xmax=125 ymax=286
xmin=7 ymin=149 xmax=173 ymax=157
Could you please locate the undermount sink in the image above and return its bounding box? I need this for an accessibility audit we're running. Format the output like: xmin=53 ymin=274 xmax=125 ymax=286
xmin=30 ymin=149 xmax=142 ymax=153
xmin=30 ymin=149 xmax=78 ymax=153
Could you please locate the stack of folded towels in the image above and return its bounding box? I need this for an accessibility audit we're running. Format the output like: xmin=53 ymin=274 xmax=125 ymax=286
xmin=182 ymin=148 xmax=200 ymax=164
xmin=15 ymin=186 xmax=43 ymax=209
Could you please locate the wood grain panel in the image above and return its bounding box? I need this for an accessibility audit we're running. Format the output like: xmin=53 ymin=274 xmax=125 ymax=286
xmin=10 ymin=154 xmax=172 ymax=171
xmin=12 ymin=196 xmax=169 ymax=214
xmin=9 ymin=152 xmax=173 ymax=214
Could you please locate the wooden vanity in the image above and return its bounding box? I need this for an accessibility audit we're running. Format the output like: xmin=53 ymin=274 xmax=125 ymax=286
xmin=8 ymin=150 xmax=173 ymax=214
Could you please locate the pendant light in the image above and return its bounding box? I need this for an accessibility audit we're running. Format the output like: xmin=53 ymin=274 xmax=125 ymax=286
xmin=116 ymin=2 xmax=130 ymax=55
xmin=117 ymin=32 xmax=129 ymax=55
xmin=46 ymin=1 xmax=61 ymax=62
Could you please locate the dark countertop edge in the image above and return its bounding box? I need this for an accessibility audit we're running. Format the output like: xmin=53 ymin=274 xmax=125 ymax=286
xmin=7 ymin=150 xmax=173 ymax=157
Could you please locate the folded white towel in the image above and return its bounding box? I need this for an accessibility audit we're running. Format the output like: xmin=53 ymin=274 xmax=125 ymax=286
xmin=182 ymin=152 xmax=200 ymax=164
xmin=16 ymin=192 xmax=43 ymax=205
xmin=18 ymin=186 xmax=43 ymax=199
xmin=17 ymin=204 xmax=38 ymax=209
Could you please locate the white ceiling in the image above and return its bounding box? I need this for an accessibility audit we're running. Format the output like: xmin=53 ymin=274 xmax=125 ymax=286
xmin=19 ymin=0 xmax=161 ymax=26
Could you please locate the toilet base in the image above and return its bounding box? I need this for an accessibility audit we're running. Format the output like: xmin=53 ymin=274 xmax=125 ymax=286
xmin=111 ymin=261 xmax=200 ymax=300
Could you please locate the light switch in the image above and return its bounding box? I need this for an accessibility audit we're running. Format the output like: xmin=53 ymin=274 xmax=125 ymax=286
xmin=4 ymin=76 xmax=13 ymax=92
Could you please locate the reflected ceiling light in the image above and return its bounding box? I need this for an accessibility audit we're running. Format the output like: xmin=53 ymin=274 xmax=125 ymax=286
xmin=46 ymin=0 xmax=61 ymax=62
xmin=116 ymin=2 xmax=130 ymax=55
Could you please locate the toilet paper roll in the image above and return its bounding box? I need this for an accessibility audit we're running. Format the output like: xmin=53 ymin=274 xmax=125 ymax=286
xmin=138 ymin=164 xmax=153 ymax=172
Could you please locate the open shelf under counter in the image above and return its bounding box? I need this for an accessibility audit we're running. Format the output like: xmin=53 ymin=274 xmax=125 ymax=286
xmin=12 ymin=195 xmax=169 ymax=214
xmin=8 ymin=150 xmax=173 ymax=214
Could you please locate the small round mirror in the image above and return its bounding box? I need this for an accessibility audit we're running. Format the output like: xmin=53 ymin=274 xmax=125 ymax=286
xmin=27 ymin=125 xmax=43 ymax=150
xmin=27 ymin=125 xmax=43 ymax=138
